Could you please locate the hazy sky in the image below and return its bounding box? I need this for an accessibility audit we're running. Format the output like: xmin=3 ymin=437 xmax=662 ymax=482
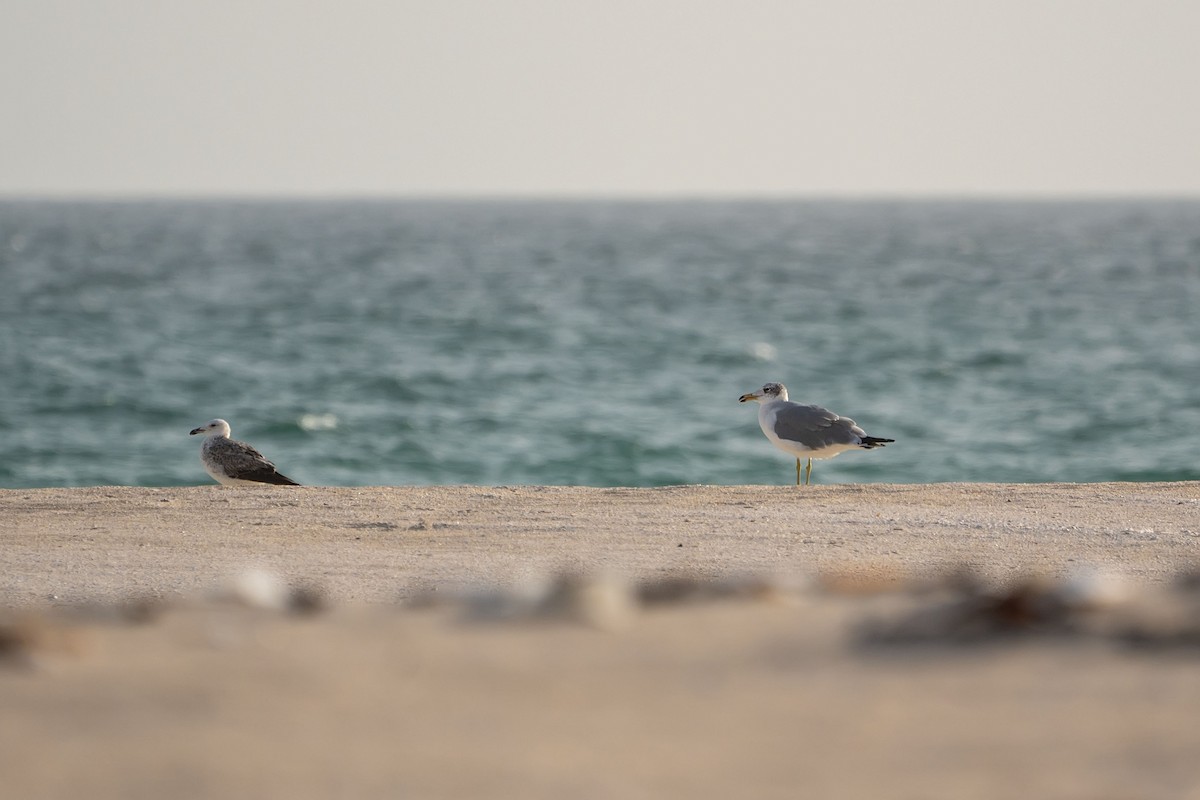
xmin=3 ymin=1 xmax=1199 ymax=196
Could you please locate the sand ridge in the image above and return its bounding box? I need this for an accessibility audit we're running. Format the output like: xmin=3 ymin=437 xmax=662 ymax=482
xmin=1 ymin=482 xmax=1197 ymax=606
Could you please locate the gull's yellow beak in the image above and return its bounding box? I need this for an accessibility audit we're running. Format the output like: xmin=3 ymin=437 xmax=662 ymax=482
xmin=738 ymin=392 xmax=759 ymax=403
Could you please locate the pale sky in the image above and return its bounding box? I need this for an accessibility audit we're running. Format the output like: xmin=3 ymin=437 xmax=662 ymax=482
xmin=2 ymin=0 xmax=1199 ymax=196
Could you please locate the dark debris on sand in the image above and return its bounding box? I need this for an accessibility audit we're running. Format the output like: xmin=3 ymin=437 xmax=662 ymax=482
xmin=9 ymin=566 xmax=1200 ymax=671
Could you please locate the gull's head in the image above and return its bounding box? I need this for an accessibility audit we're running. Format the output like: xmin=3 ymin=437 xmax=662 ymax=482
xmin=190 ymin=419 xmax=232 ymax=438
xmin=739 ymin=382 xmax=788 ymax=404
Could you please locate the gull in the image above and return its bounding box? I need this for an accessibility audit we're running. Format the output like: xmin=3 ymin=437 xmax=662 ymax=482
xmin=189 ymin=419 xmax=300 ymax=486
xmin=738 ymin=382 xmax=893 ymax=485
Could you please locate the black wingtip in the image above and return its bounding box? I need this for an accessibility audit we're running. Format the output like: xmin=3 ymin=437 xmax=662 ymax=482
xmin=254 ymin=472 xmax=300 ymax=486
xmin=860 ymin=436 xmax=895 ymax=449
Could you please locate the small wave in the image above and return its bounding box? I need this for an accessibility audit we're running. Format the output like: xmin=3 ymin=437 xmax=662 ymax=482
xmin=298 ymin=413 xmax=339 ymax=432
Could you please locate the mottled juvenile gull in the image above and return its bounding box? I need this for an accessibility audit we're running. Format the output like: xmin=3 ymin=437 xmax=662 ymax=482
xmin=739 ymin=382 xmax=894 ymax=485
xmin=189 ymin=419 xmax=300 ymax=486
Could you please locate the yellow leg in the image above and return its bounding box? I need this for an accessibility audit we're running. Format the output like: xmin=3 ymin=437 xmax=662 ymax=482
xmin=795 ymin=459 xmax=801 ymax=486
xmin=804 ymin=458 xmax=813 ymax=486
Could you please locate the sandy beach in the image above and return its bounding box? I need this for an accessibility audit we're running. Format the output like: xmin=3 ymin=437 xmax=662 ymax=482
xmin=3 ymin=482 xmax=1200 ymax=798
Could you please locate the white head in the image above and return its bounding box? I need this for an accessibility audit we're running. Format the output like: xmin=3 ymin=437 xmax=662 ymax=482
xmin=738 ymin=382 xmax=789 ymax=404
xmin=190 ymin=419 xmax=232 ymax=438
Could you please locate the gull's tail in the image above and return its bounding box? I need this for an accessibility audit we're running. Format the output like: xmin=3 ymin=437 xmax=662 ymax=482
xmin=859 ymin=436 xmax=894 ymax=449
xmin=251 ymin=470 xmax=300 ymax=486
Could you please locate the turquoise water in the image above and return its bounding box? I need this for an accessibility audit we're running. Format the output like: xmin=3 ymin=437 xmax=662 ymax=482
xmin=1 ymin=199 xmax=1197 ymax=488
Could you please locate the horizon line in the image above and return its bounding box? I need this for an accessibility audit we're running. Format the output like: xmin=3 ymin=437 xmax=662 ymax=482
xmin=3 ymin=189 xmax=1200 ymax=204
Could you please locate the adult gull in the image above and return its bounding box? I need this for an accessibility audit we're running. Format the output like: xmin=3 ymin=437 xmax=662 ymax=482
xmin=739 ymin=382 xmax=893 ymax=485
xmin=189 ymin=419 xmax=300 ymax=486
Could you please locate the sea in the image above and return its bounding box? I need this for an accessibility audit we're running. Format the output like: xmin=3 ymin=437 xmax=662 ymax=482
xmin=1 ymin=198 xmax=1197 ymax=489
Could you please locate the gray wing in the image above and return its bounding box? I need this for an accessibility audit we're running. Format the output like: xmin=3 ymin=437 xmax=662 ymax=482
xmin=771 ymin=403 xmax=866 ymax=449
xmin=210 ymin=438 xmax=300 ymax=485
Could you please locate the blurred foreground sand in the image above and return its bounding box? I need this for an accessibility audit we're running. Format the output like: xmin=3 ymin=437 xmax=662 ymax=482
xmin=2 ymin=483 xmax=1199 ymax=799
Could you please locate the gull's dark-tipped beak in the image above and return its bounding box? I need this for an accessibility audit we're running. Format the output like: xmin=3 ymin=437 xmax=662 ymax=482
xmin=189 ymin=427 xmax=204 ymax=435
xmin=738 ymin=393 xmax=758 ymax=403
